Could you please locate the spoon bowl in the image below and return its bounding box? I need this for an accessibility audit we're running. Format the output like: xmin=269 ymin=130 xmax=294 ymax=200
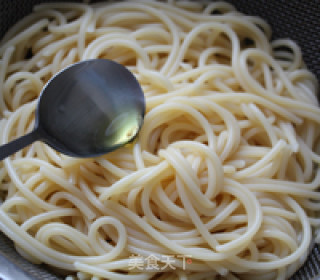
xmin=0 ymin=59 xmax=145 ymax=160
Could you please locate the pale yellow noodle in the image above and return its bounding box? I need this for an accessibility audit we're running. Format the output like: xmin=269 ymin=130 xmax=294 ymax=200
xmin=0 ymin=1 xmax=319 ymax=280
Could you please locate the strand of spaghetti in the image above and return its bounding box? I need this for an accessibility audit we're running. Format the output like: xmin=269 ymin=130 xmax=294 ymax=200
xmin=74 ymin=262 xmax=152 ymax=280
xmin=99 ymin=160 xmax=170 ymax=200
xmin=105 ymin=200 xmax=245 ymax=261
xmin=228 ymin=197 xmax=311 ymax=270
xmin=239 ymin=49 xmax=320 ymax=117
xmin=159 ymin=148 xmax=215 ymax=208
xmin=175 ymin=174 xmax=219 ymax=249
xmin=0 ymin=47 xmax=14 ymax=113
xmin=20 ymin=208 xmax=80 ymax=231
xmin=0 ymin=19 xmax=49 ymax=56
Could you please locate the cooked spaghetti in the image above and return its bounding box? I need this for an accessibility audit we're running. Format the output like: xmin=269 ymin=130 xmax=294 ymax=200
xmin=0 ymin=1 xmax=319 ymax=280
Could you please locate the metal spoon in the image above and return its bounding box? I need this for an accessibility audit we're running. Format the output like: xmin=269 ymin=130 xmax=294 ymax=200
xmin=0 ymin=59 xmax=145 ymax=160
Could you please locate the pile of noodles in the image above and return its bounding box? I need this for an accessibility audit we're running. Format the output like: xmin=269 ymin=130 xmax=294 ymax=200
xmin=0 ymin=1 xmax=319 ymax=280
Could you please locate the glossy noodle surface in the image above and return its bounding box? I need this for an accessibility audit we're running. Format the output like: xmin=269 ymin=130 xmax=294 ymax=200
xmin=0 ymin=1 xmax=319 ymax=280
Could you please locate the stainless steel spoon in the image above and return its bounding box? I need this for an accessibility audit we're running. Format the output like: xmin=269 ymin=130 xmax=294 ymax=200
xmin=0 ymin=59 xmax=145 ymax=160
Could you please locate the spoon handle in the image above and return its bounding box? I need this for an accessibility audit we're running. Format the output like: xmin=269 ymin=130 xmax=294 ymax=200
xmin=0 ymin=130 xmax=40 ymax=160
